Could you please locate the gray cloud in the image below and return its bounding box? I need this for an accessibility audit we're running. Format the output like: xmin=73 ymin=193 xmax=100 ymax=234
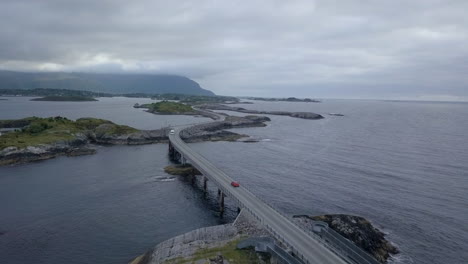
xmin=0 ymin=0 xmax=467 ymax=100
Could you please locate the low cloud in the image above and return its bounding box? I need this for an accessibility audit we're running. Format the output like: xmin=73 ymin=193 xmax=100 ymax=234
xmin=1 ymin=0 xmax=467 ymax=99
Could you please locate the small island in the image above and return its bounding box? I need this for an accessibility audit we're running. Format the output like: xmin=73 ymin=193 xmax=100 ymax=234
xmin=30 ymin=96 xmax=98 ymax=102
xmin=137 ymin=101 xmax=194 ymax=114
xmin=0 ymin=116 xmax=136 ymax=149
xmin=0 ymin=116 xmax=160 ymax=166
xmin=197 ymin=104 xmax=324 ymax=120
xmin=243 ymin=96 xmax=321 ymax=103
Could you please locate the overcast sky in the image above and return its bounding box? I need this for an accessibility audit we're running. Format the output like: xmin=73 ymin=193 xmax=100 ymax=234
xmin=1 ymin=0 xmax=467 ymax=100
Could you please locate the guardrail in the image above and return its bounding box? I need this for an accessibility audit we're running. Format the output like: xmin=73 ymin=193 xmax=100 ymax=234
xmin=170 ymin=133 xmax=379 ymax=264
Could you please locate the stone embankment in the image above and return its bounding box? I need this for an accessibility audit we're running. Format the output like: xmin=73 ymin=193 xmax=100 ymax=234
xmin=197 ymin=104 xmax=324 ymax=120
xmin=131 ymin=210 xmax=271 ymax=264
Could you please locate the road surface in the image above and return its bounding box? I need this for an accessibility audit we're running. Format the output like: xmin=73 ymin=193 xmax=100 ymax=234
xmin=169 ymin=125 xmax=348 ymax=264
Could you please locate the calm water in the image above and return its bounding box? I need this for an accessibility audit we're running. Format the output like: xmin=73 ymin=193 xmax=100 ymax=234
xmin=1 ymin=97 xmax=467 ymax=264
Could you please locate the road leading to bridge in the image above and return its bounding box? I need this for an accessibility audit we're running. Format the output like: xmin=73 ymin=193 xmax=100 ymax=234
xmin=169 ymin=124 xmax=348 ymax=264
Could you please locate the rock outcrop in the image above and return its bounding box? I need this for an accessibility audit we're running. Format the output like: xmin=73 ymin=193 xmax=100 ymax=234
xmin=197 ymin=104 xmax=324 ymax=120
xmin=164 ymin=164 xmax=201 ymax=176
xmin=180 ymin=115 xmax=270 ymax=143
xmin=0 ymin=140 xmax=95 ymax=166
xmin=88 ymin=124 xmax=169 ymax=145
xmin=294 ymin=214 xmax=399 ymax=263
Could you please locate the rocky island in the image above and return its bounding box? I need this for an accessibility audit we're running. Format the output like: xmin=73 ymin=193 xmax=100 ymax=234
xmin=243 ymin=96 xmax=321 ymax=103
xmin=0 ymin=116 xmax=167 ymax=166
xmin=134 ymin=101 xmax=197 ymax=115
xmin=0 ymin=113 xmax=271 ymax=166
xmin=293 ymin=214 xmax=399 ymax=263
xmin=197 ymin=103 xmax=324 ymax=120
xmin=30 ymin=95 xmax=98 ymax=101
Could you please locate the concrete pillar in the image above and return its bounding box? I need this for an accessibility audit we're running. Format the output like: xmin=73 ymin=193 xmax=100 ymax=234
xmin=219 ymin=192 xmax=225 ymax=215
xmin=168 ymin=142 xmax=175 ymax=161
xmin=203 ymin=177 xmax=208 ymax=192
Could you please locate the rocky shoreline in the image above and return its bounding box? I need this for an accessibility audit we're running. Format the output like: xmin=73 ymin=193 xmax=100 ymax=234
xmin=0 ymin=113 xmax=271 ymax=166
xmin=293 ymin=214 xmax=399 ymax=263
xmin=197 ymin=103 xmax=324 ymax=120
xmin=131 ymin=207 xmax=398 ymax=264
xmin=180 ymin=115 xmax=270 ymax=143
xmin=134 ymin=102 xmax=221 ymax=120
xmin=0 ymin=127 xmax=170 ymax=166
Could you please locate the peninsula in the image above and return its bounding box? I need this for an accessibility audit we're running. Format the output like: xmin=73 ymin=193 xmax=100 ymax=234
xmin=243 ymin=96 xmax=321 ymax=103
xmin=30 ymin=96 xmax=98 ymax=101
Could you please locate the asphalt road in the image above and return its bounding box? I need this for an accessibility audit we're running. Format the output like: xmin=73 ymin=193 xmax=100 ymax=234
xmin=169 ymin=126 xmax=347 ymax=264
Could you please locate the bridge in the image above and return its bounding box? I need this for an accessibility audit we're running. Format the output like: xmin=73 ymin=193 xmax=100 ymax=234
xmin=168 ymin=115 xmax=379 ymax=264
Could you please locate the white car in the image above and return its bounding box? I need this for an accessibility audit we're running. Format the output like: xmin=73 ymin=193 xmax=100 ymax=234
xmin=169 ymin=129 xmax=175 ymax=135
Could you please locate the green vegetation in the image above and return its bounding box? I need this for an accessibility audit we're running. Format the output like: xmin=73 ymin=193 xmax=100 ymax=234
xmin=0 ymin=87 xmax=237 ymax=105
xmin=165 ymin=239 xmax=264 ymax=264
xmin=143 ymin=101 xmax=193 ymax=113
xmin=149 ymin=94 xmax=239 ymax=104
xmin=164 ymin=164 xmax=201 ymax=176
xmin=0 ymin=88 xmax=112 ymax=97
xmin=0 ymin=117 xmax=137 ymax=149
xmin=0 ymin=117 xmax=40 ymax=129
xmin=31 ymin=96 xmax=98 ymax=101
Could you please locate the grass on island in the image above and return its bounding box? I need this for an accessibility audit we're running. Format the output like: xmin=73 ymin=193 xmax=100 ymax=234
xmin=0 ymin=117 xmax=137 ymax=149
xmin=30 ymin=96 xmax=98 ymax=102
xmin=164 ymin=239 xmax=264 ymax=264
xmin=164 ymin=164 xmax=202 ymax=176
xmin=149 ymin=94 xmax=239 ymax=105
xmin=143 ymin=101 xmax=193 ymax=113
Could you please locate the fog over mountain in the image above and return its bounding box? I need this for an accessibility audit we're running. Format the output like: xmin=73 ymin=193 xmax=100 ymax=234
xmin=1 ymin=1 xmax=467 ymax=100
xmin=0 ymin=70 xmax=215 ymax=95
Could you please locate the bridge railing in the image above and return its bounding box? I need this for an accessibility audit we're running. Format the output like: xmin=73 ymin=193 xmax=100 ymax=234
xmin=170 ymin=138 xmax=378 ymax=264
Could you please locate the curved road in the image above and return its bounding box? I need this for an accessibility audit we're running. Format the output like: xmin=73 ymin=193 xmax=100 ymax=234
xmin=169 ymin=122 xmax=347 ymax=264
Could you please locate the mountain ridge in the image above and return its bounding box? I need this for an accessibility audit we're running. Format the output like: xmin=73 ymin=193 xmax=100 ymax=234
xmin=0 ymin=70 xmax=214 ymax=96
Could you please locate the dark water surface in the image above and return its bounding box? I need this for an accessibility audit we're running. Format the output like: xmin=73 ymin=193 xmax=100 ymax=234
xmin=1 ymin=97 xmax=467 ymax=264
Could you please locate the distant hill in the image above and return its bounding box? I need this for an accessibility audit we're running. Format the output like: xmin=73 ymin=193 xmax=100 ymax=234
xmin=0 ymin=70 xmax=215 ymax=96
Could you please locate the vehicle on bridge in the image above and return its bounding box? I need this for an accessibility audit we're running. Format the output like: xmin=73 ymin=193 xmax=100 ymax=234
xmin=169 ymin=129 xmax=175 ymax=135
xmin=231 ymin=181 xmax=240 ymax=187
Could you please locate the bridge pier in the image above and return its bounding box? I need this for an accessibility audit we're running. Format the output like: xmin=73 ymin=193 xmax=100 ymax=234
xmin=219 ymin=192 xmax=225 ymax=215
xmin=203 ymin=177 xmax=208 ymax=192
xmin=169 ymin=141 xmax=187 ymax=165
xmin=168 ymin=141 xmax=176 ymax=161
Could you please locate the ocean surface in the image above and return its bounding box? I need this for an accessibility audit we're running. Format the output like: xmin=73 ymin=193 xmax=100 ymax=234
xmin=1 ymin=96 xmax=467 ymax=264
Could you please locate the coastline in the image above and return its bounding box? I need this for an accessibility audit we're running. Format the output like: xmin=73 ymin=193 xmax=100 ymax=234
xmin=130 ymin=209 xmax=397 ymax=264
xmin=0 ymin=113 xmax=271 ymax=166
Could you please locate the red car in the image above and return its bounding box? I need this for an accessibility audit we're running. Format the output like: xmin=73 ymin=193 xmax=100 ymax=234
xmin=231 ymin=181 xmax=240 ymax=187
